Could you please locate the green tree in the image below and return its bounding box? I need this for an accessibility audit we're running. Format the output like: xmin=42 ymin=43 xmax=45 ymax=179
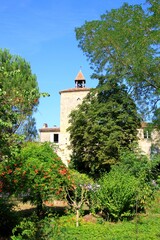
xmin=119 ymin=150 xmax=159 ymax=180
xmin=65 ymin=170 xmax=94 ymax=227
xmin=0 ymin=49 xmax=40 ymax=159
xmin=0 ymin=142 xmax=70 ymax=217
xmin=68 ymin=80 xmax=140 ymax=177
xmin=75 ymin=1 xmax=160 ymax=121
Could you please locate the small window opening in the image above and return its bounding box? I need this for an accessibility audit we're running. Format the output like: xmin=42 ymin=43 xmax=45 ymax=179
xmin=144 ymin=130 xmax=151 ymax=139
xmin=53 ymin=134 xmax=59 ymax=143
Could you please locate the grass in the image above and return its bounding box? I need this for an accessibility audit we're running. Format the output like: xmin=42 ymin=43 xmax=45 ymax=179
xmin=1 ymin=191 xmax=160 ymax=240
xmin=50 ymin=191 xmax=160 ymax=240
xmin=53 ymin=213 xmax=160 ymax=240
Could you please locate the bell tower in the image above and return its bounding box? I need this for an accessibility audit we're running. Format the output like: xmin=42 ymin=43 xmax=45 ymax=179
xmin=59 ymin=70 xmax=90 ymax=135
xmin=58 ymin=70 xmax=90 ymax=163
xmin=75 ymin=70 xmax=86 ymax=88
xmin=40 ymin=70 xmax=91 ymax=165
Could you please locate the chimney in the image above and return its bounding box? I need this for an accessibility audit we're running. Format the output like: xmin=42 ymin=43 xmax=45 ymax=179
xmin=43 ymin=123 xmax=48 ymax=128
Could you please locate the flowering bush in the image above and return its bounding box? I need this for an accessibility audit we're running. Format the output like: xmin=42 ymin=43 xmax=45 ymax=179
xmin=0 ymin=142 xmax=71 ymax=216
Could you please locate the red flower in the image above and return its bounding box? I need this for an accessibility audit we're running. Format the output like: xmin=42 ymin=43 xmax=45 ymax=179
xmin=59 ymin=169 xmax=67 ymax=175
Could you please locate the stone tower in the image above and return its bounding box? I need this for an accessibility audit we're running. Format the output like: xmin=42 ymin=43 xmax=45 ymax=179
xmin=60 ymin=70 xmax=90 ymax=134
xmin=39 ymin=70 xmax=90 ymax=165
xmin=58 ymin=70 xmax=90 ymax=163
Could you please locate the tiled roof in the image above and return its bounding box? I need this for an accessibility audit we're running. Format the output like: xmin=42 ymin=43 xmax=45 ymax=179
xmin=59 ymin=87 xmax=91 ymax=94
xmin=75 ymin=70 xmax=85 ymax=80
xmin=39 ymin=127 xmax=60 ymax=132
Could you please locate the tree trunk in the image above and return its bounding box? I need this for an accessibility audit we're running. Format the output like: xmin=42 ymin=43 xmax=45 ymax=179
xmin=76 ymin=209 xmax=79 ymax=227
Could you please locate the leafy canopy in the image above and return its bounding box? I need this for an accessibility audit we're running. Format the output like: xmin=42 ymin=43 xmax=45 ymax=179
xmin=0 ymin=49 xmax=40 ymax=159
xmin=0 ymin=49 xmax=39 ymax=128
xmin=75 ymin=1 xmax=160 ymax=121
xmin=68 ymin=80 xmax=140 ymax=177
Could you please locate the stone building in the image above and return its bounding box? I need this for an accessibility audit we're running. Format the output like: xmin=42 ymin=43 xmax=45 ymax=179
xmin=39 ymin=70 xmax=90 ymax=165
xmin=137 ymin=122 xmax=160 ymax=156
xmin=39 ymin=70 xmax=159 ymax=165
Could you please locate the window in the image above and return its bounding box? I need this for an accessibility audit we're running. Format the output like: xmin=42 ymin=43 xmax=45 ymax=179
xmin=144 ymin=130 xmax=151 ymax=139
xmin=53 ymin=134 xmax=59 ymax=143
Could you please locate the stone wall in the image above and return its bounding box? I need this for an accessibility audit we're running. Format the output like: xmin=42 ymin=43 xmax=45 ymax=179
xmin=60 ymin=88 xmax=90 ymax=133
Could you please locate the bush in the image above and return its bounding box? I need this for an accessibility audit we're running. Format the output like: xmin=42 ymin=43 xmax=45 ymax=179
xmin=11 ymin=197 xmax=160 ymax=240
xmin=1 ymin=142 xmax=71 ymax=218
xmin=11 ymin=214 xmax=65 ymax=240
xmin=119 ymin=150 xmax=160 ymax=183
xmin=97 ymin=169 xmax=138 ymax=220
xmin=91 ymin=165 xmax=152 ymax=221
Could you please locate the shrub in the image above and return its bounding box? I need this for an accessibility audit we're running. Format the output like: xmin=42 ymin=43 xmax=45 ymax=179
xmin=91 ymin=166 xmax=150 ymax=221
xmin=119 ymin=150 xmax=160 ymax=183
xmin=11 ymin=214 xmax=64 ymax=240
xmin=0 ymin=142 xmax=71 ymax=217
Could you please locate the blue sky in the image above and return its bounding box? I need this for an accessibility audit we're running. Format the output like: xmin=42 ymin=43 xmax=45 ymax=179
xmin=0 ymin=0 xmax=146 ymax=131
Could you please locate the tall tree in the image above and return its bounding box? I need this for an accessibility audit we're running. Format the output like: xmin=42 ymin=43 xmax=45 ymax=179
xmin=75 ymin=1 xmax=160 ymax=121
xmin=68 ymin=79 xmax=140 ymax=177
xmin=0 ymin=49 xmax=40 ymax=159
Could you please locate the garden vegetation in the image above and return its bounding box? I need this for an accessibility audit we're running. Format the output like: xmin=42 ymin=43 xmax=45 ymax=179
xmin=0 ymin=0 xmax=160 ymax=239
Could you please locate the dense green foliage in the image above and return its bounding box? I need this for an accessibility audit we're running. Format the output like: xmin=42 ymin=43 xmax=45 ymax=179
xmin=0 ymin=49 xmax=40 ymax=160
xmin=91 ymin=166 xmax=149 ymax=221
xmin=120 ymin=150 xmax=160 ymax=181
xmin=75 ymin=0 xmax=160 ymax=121
xmin=0 ymin=142 xmax=70 ymax=216
xmin=1 ymin=1 xmax=160 ymax=238
xmin=94 ymin=169 xmax=139 ymax=221
xmin=10 ymin=191 xmax=160 ymax=239
xmin=89 ymin=151 xmax=160 ymax=221
xmin=68 ymin=80 xmax=140 ymax=177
